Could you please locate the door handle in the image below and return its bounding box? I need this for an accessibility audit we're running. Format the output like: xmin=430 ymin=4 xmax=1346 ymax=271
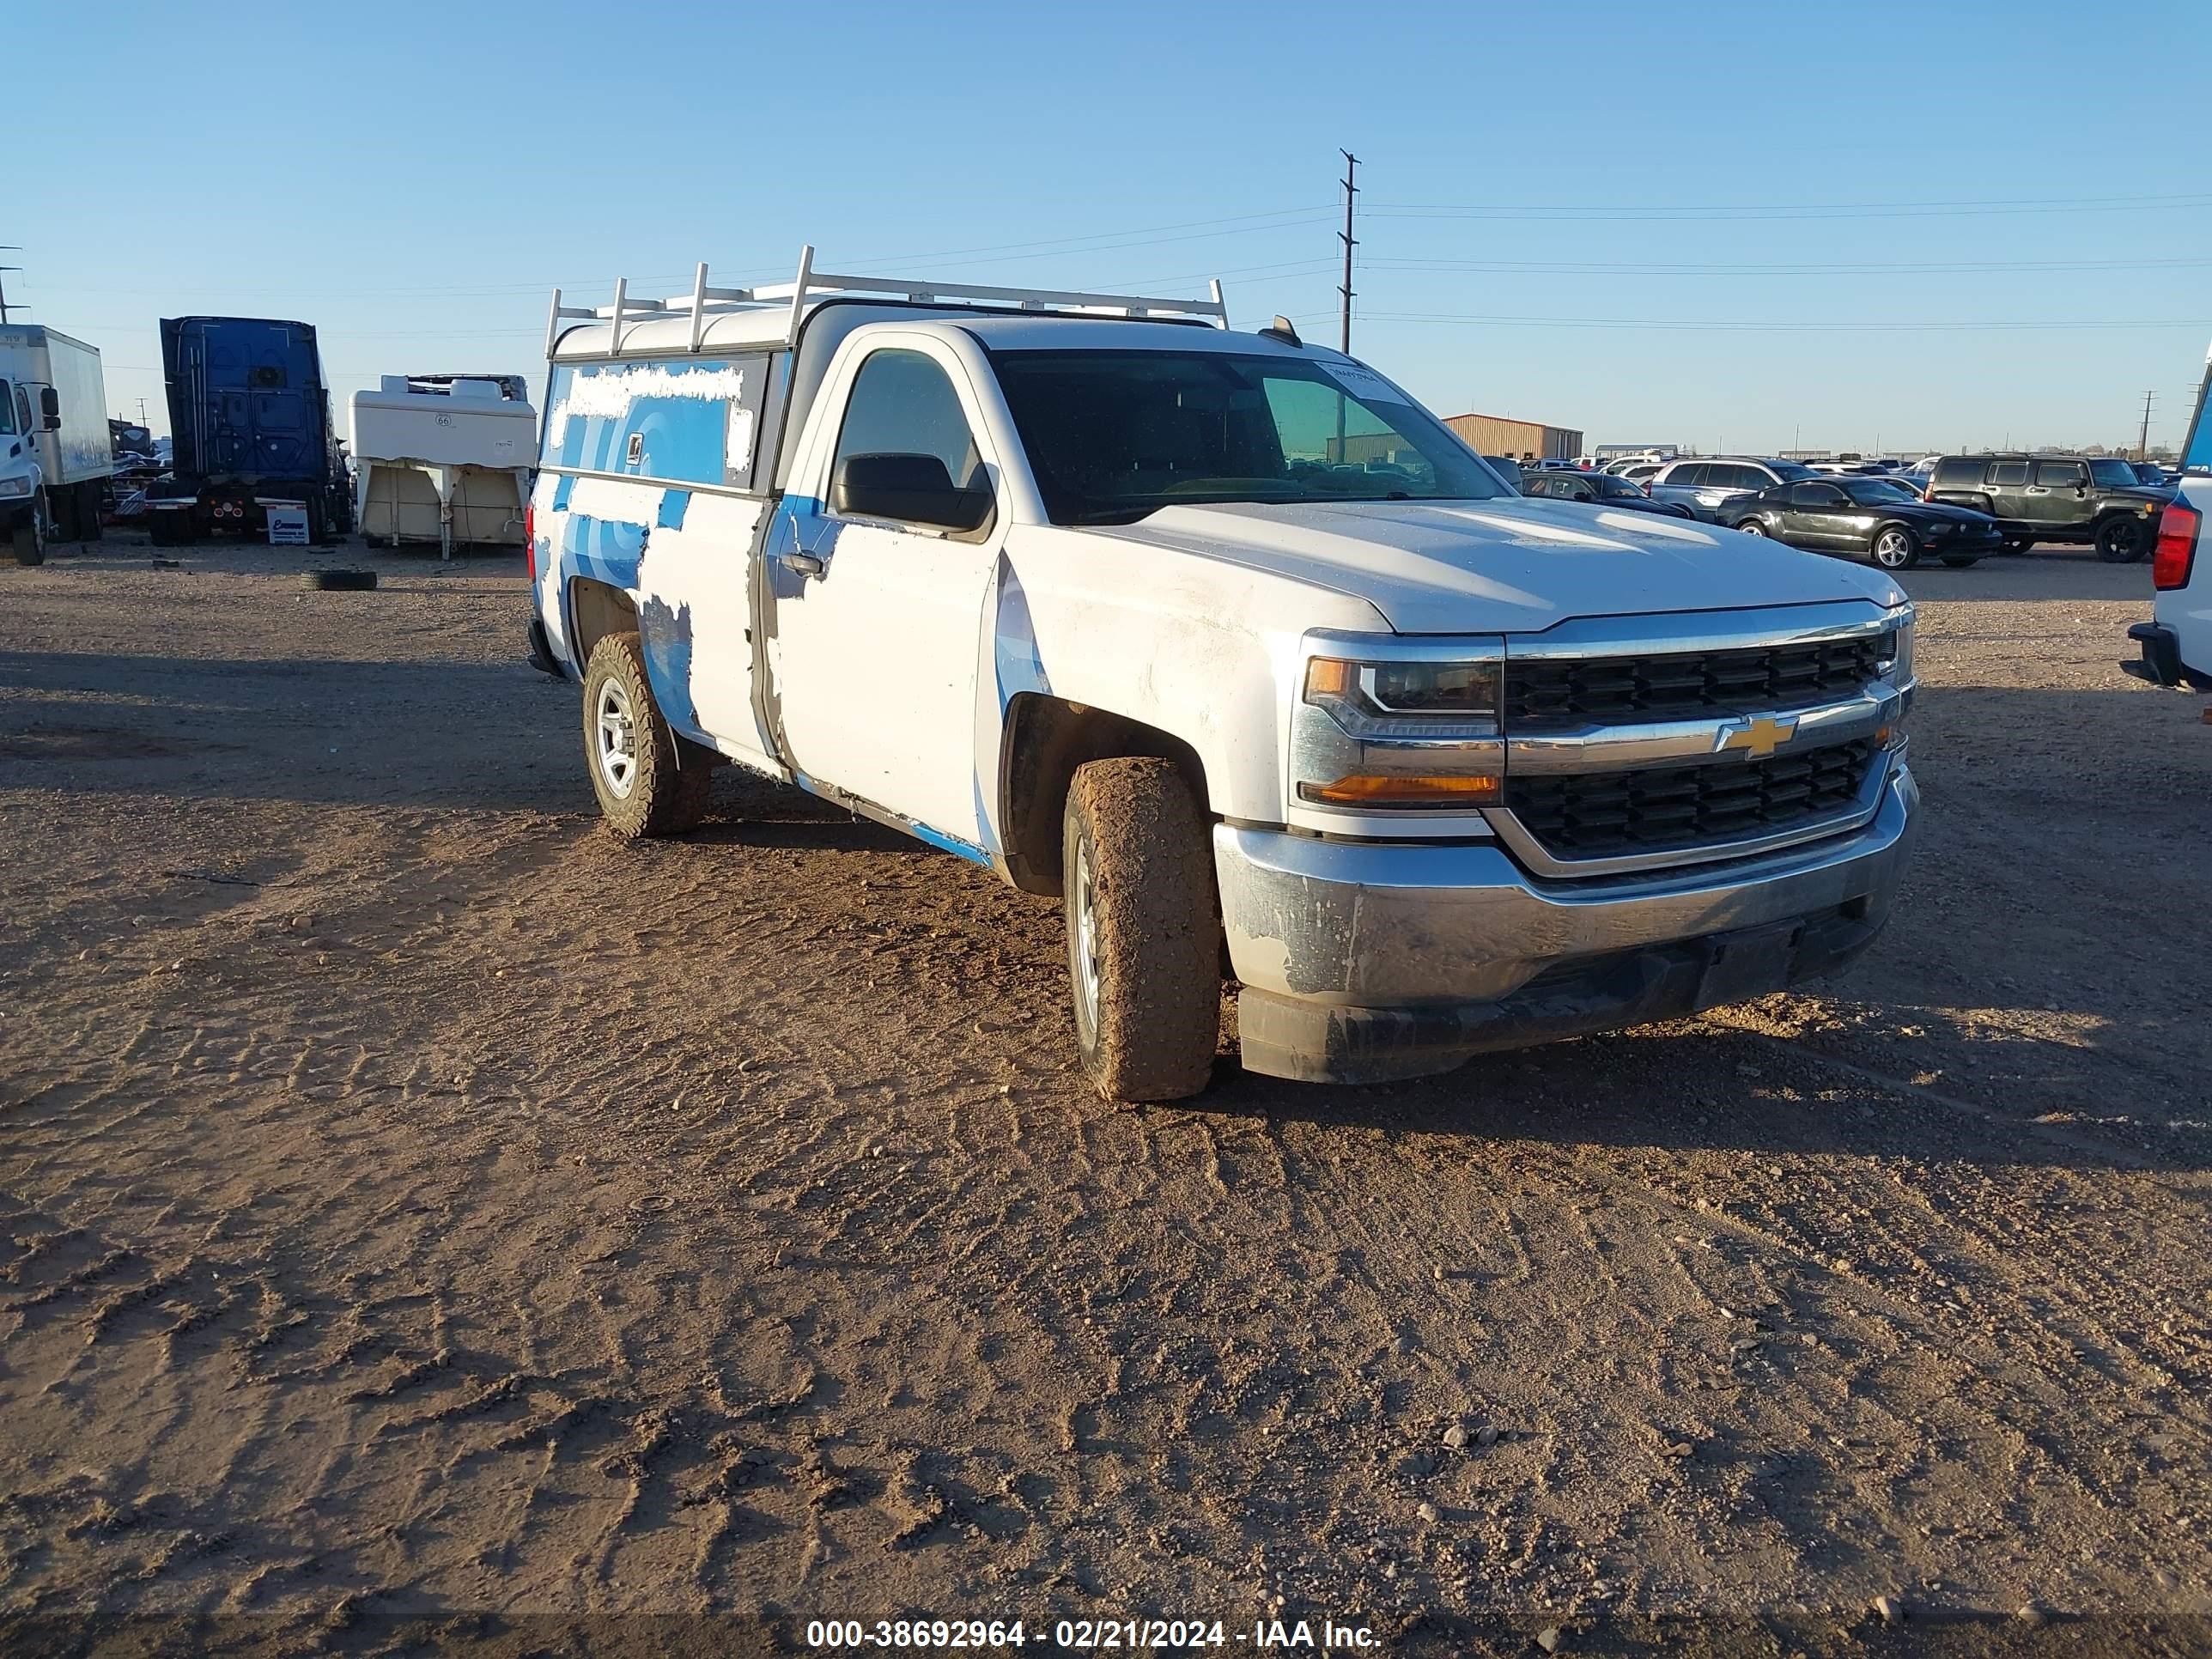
xmin=779 ymin=548 xmax=825 ymax=577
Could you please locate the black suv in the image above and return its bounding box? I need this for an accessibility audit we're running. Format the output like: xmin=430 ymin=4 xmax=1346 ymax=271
xmin=1924 ymin=453 xmax=2170 ymax=562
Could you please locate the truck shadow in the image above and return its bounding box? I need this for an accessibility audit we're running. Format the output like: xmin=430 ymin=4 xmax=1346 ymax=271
xmin=1184 ymin=1016 xmax=2210 ymax=1174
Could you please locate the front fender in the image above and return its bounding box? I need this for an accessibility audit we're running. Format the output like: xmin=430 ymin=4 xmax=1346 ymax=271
xmin=981 ymin=526 xmax=1389 ymax=834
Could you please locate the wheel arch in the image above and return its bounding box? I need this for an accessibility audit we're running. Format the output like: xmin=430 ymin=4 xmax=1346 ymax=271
xmin=997 ymin=694 xmax=1211 ymax=897
xmin=567 ymin=576 xmax=638 ymax=669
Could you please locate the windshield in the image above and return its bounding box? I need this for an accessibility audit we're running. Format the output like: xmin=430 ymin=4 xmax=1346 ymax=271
xmin=1844 ymin=479 xmax=1921 ymax=504
xmin=2088 ymin=458 xmax=2142 ymax=489
xmin=987 ymin=349 xmax=1504 ymax=525
xmin=0 ymin=381 xmax=15 ymax=437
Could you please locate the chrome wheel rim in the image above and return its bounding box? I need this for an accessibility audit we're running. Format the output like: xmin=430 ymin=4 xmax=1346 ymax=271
xmin=1071 ymin=838 xmax=1102 ymax=1036
xmin=1739 ymin=521 xmax=1765 ymax=536
xmin=595 ymin=678 xmax=638 ymax=799
xmin=1874 ymin=531 xmax=1911 ymax=568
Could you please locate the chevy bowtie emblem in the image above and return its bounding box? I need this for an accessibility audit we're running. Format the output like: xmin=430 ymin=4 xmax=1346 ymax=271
xmin=1715 ymin=714 xmax=1799 ymax=759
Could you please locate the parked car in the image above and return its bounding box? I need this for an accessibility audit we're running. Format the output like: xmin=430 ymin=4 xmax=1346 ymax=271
xmin=2123 ymin=496 xmax=2209 ymax=689
xmin=2124 ymin=359 xmax=2212 ymax=688
xmin=529 ymin=248 xmax=1920 ymax=1102
xmin=1729 ymin=476 xmax=2003 ymax=570
xmin=1647 ymin=456 xmax=1820 ymax=522
xmin=1520 ymin=467 xmax=1695 ymax=517
xmin=1923 ymin=453 xmax=2170 ymax=561
xmin=1619 ymin=461 xmax=1665 ymax=484
xmin=1483 ymin=455 xmax=1526 ymax=492
xmin=2131 ymin=461 xmax=2168 ymax=488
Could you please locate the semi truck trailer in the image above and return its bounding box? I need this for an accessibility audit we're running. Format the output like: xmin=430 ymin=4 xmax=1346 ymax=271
xmin=148 ymin=316 xmax=349 ymax=545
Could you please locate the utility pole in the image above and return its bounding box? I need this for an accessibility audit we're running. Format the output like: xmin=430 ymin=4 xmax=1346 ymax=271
xmin=1337 ymin=151 xmax=1358 ymax=355
xmin=0 ymin=250 xmax=22 ymax=325
xmin=2138 ymin=390 xmax=2156 ymax=461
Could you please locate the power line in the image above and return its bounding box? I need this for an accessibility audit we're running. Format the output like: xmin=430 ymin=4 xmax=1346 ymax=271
xmin=1364 ymin=254 xmax=2212 ymax=278
xmin=1364 ymin=191 xmax=2212 ymax=223
xmin=1357 ymin=311 xmax=2212 ymax=333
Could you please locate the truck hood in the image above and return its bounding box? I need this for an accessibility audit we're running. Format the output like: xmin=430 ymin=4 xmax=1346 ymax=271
xmin=1091 ymin=498 xmax=1905 ymax=634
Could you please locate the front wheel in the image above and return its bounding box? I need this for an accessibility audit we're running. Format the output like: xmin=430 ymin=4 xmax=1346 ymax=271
xmin=1061 ymin=757 xmax=1221 ymax=1103
xmin=2095 ymin=518 xmax=2146 ymax=563
xmin=9 ymin=491 xmax=47 ymax=566
xmin=1870 ymin=526 xmax=1920 ymax=570
xmin=580 ymin=631 xmax=713 ymax=838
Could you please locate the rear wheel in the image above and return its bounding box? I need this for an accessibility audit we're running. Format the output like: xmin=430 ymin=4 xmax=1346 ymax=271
xmin=1061 ymin=757 xmax=1220 ymax=1103
xmin=1940 ymin=556 xmax=1982 ymax=568
xmin=581 ymin=631 xmax=712 ymax=839
xmin=2095 ymin=517 xmax=2146 ymax=563
xmin=1870 ymin=526 xmax=1920 ymax=570
xmin=1734 ymin=518 xmax=1768 ymax=537
xmin=2003 ymin=537 xmax=2034 ymax=554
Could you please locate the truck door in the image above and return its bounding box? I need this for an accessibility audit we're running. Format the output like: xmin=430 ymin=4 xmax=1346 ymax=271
xmin=763 ymin=340 xmax=1004 ymax=852
xmin=1984 ymin=459 xmax=2032 ymax=530
xmin=2025 ymin=458 xmax=2091 ymax=533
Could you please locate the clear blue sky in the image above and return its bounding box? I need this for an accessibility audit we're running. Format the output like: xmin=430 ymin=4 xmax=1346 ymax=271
xmin=16 ymin=0 xmax=2212 ymax=456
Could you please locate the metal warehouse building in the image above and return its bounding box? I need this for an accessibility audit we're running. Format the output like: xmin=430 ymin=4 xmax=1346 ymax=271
xmin=1444 ymin=412 xmax=1584 ymax=462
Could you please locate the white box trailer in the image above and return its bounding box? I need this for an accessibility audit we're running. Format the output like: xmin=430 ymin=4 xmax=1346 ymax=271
xmin=350 ymin=374 xmax=535 ymax=557
xmin=0 ymin=325 xmax=117 ymax=543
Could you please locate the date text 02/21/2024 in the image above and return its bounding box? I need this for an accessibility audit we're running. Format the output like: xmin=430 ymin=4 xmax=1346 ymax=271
xmin=805 ymin=1620 xmax=1379 ymax=1650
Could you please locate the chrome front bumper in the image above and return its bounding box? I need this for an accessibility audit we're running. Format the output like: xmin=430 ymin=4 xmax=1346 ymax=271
xmin=1218 ymin=763 xmax=1919 ymax=1084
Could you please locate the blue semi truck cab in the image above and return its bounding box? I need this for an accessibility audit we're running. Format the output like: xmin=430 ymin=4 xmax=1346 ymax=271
xmin=148 ymin=316 xmax=351 ymax=546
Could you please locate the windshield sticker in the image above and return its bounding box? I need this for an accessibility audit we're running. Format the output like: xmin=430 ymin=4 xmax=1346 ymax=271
xmin=1326 ymin=362 xmax=1412 ymax=405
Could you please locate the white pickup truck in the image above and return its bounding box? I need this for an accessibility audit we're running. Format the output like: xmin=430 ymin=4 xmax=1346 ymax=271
xmin=527 ymin=251 xmax=1921 ymax=1101
xmin=2124 ymin=343 xmax=2211 ymax=692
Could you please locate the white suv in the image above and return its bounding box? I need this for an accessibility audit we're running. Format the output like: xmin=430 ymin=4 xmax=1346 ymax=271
xmin=1649 ymin=457 xmax=1820 ymax=522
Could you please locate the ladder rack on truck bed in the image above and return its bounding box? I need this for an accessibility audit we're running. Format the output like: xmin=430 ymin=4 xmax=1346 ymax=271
xmin=545 ymin=244 xmax=1231 ymax=359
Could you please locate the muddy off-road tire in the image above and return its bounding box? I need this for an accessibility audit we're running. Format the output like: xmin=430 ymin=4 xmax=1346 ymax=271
xmin=301 ymin=568 xmax=377 ymax=592
xmin=581 ymin=631 xmax=711 ymax=839
xmin=1061 ymin=757 xmax=1221 ymax=1102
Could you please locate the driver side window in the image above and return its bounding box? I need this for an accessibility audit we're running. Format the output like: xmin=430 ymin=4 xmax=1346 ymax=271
xmin=0 ymin=381 xmax=15 ymax=436
xmin=1790 ymin=482 xmax=1844 ymax=507
xmin=832 ymin=349 xmax=988 ymax=499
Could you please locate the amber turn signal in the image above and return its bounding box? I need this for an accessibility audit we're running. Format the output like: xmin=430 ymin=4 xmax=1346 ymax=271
xmin=1301 ymin=773 xmax=1503 ymax=805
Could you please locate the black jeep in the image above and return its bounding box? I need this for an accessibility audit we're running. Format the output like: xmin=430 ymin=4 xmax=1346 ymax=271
xmin=1924 ymin=453 xmax=2171 ymax=562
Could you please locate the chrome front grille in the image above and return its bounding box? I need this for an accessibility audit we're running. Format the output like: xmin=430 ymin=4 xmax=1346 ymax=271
xmin=1504 ymin=633 xmax=1893 ymax=724
xmin=1508 ymin=738 xmax=1881 ymax=862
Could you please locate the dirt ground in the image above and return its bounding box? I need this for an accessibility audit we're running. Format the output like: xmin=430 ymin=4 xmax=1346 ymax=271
xmin=2 ymin=531 xmax=2209 ymax=1657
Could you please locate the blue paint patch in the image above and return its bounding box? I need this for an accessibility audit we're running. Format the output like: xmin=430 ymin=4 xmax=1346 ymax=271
xmin=904 ymin=821 xmax=995 ymax=867
xmin=639 ymin=594 xmax=705 ymax=740
xmin=544 ymin=361 xmax=745 ymax=486
xmin=657 ymin=489 xmax=690 ymax=531
xmin=788 ymin=770 xmax=994 ymax=868
xmin=552 ymin=473 xmax=575 ymax=511
xmin=992 ymin=556 xmax=1051 ymax=709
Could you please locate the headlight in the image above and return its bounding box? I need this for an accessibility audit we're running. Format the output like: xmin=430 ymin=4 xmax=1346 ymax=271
xmin=0 ymin=476 xmax=30 ymax=500
xmin=1924 ymin=521 xmax=1949 ymax=534
xmin=1875 ymin=612 xmax=1916 ymax=742
xmin=1293 ymin=642 xmax=1504 ymax=808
